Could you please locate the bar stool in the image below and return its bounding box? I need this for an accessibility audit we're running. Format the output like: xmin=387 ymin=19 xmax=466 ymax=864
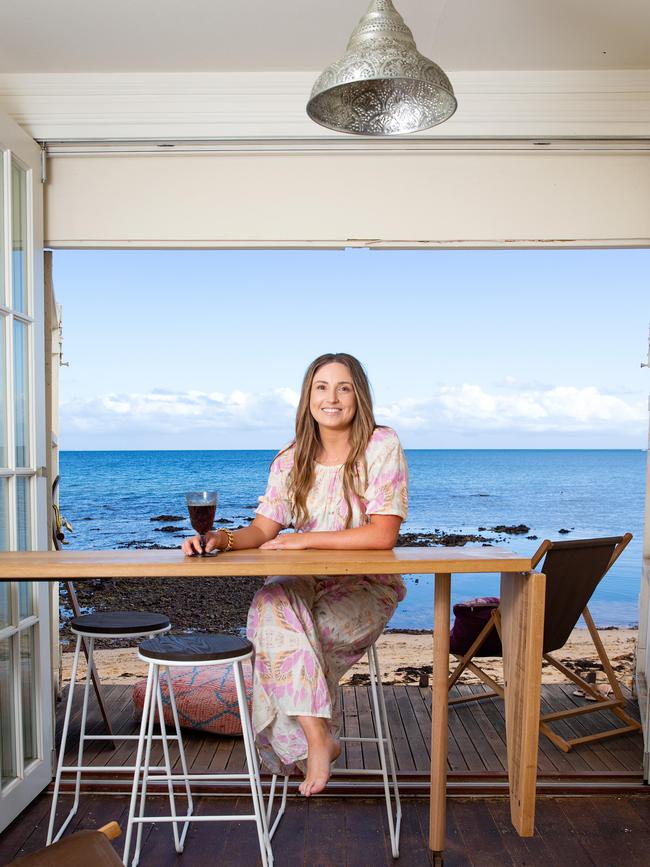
xmin=267 ymin=641 xmax=402 ymax=858
xmin=47 ymin=611 xmax=171 ymax=845
xmin=124 ymin=633 xmax=272 ymax=867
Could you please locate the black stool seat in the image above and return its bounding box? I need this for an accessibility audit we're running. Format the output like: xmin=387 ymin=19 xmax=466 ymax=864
xmin=139 ymin=633 xmax=253 ymax=663
xmin=70 ymin=611 xmax=170 ymax=635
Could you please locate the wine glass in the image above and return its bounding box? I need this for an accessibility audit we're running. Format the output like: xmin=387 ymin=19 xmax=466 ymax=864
xmin=185 ymin=490 xmax=218 ymax=555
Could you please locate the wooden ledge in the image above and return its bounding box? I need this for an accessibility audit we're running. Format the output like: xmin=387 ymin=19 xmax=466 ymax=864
xmin=0 ymin=546 xmax=533 ymax=580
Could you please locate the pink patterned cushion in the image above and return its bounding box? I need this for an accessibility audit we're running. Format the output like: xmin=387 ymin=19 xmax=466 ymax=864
xmin=133 ymin=662 xmax=252 ymax=736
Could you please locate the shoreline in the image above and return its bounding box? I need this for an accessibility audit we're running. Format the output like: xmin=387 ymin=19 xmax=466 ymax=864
xmin=60 ymin=626 xmax=637 ymax=689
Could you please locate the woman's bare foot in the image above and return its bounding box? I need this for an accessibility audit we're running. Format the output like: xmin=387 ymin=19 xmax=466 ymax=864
xmin=296 ymin=716 xmax=341 ymax=797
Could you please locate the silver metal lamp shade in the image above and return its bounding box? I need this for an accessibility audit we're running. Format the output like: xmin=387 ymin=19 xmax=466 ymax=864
xmin=307 ymin=0 xmax=457 ymax=136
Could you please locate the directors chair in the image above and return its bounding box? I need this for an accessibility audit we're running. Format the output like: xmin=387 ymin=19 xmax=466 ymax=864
xmin=447 ymin=534 xmax=641 ymax=752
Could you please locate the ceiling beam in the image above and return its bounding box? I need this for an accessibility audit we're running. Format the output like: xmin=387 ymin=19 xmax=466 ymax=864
xmin=1 ymin=71 xmax=649 ymax=142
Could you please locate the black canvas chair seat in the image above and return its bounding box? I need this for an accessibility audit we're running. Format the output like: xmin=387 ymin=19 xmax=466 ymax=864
xmin=447 ymin=534 xmax=641 ymax=752
xmin=540 ymin=537 xmax=622 ymax=654
xmin=70 ymin=610 xmax=170 ymax=635
xmin=139 ymin=633 xmax=253 ymax=663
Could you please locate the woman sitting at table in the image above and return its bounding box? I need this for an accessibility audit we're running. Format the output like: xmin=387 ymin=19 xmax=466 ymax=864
xmin=183 ymin=352 xmax=408 ymax=797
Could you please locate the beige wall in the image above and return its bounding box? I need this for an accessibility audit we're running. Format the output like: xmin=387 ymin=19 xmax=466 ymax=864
xmin=45 ymin=150 xmax=650 ymax=248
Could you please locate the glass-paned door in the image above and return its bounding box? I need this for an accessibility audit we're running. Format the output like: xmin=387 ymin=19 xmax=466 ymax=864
xmin=0 ymin=110 xmax=50 ymax=832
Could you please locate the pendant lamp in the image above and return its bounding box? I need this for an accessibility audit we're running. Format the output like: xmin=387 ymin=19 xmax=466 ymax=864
xmin=307 ymin=0 xmax=457 ymax=136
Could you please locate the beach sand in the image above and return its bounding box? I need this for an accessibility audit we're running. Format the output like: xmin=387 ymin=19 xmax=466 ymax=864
xmin=60 ymin=627 xmax=637 ymax=690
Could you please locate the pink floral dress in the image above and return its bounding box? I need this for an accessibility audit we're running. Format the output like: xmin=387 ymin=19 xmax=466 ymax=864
xmin=246 ymin=426 xmax=408 ymax=774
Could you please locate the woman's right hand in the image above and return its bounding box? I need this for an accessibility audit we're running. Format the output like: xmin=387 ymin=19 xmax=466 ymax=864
xmin=182 ymin=530 xmax=222 ymax=556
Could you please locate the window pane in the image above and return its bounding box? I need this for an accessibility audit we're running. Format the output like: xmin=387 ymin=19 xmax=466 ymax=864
xmin=0 ymin=582 xmax=9 ymax=629
xmin=11 ymin=160 xmax=28 ymax=315
xmin=13 ymin=319 xmax=30 ymax=467
xmin=0 ymin=152 xmax=4 ymax=304
xmin=0 ymin=637 xmax=17 ymax=786
xmin=0 ymin=317 xmax=6 ymax=466
xmin=18 ymin=582 xmax=32 ymax=619
xmin=16 ymin=476 xmax=31 ymax=550
xmin=0 ymin=477 xmax=7 ymax=551
xmin=20 ymin=628 xmax=37 ymax=763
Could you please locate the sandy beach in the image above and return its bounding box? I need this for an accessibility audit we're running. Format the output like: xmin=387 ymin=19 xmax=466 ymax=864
xmin=60 ymin=627 xmax=637 ymax=690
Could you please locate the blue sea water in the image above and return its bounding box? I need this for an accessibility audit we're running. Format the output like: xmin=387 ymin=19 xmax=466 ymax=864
xmin=59 ymin=449 xmax=647 ymax=629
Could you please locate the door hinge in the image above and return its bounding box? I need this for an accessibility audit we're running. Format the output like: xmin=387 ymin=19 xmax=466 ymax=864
xmin=40 ymin=144 xmax=47 ymax=184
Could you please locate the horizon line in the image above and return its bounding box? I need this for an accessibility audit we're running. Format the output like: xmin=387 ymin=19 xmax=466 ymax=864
xmin=59 ymin=446 xmax=648 ymax=453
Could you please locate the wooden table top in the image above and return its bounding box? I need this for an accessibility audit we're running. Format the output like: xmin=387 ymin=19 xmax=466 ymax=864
xmin=0 ymin=547 xmax=533 ymax=580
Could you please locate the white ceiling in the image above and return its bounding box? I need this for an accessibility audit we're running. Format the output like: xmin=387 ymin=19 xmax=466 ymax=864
xmin=2 ymin=0 xmax=650 ymax=74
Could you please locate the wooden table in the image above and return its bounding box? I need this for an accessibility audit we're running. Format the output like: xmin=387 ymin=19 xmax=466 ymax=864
xmin=0 ymin=547 xmax=545 ymax=859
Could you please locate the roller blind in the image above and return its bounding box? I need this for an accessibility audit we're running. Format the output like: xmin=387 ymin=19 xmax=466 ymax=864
xmin=44 ymin=149 xmax=650 ymax=248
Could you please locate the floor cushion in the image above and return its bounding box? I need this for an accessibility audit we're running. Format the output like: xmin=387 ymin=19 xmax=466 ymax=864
xmin=449 ymin=596 xmax=502 ymax=656
xmin=133 ymin=662 xmax=252 ymax=736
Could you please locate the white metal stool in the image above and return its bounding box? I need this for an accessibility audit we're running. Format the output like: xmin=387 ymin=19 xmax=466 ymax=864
xmin=124 ymin=633 xmax=272 ymax=867
xmin=267 ymin=641 xmax=402 ymax=858
xmin=47 ymin=610 xmax=171 ymax=845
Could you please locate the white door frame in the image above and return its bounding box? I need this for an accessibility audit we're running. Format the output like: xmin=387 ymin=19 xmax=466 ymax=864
xmin=0 ymin=109 xmax=51 ymax=832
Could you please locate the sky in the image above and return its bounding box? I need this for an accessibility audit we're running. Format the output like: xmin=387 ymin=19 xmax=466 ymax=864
xmin=52 ymin=247 xmax=650 ymax=450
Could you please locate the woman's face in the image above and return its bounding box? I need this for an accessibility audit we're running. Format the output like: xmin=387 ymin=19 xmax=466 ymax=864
xmin=309 ymin=362 xmax=357 ymax=433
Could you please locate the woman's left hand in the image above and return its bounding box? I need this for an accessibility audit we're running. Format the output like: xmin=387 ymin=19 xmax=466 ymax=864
xmin=260 ymin=533 xmax=309 ymax=550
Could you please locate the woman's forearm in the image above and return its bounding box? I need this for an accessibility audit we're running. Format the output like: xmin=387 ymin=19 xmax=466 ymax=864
xmin=219 ymin=525 xmax=268 ymax=550
xmin=298 ymin=522 xmax=398 ymax=551
xmin=184 ymin=521 xmax=274 ymax=556
xmin=208 ymin=514 xmax=282 ymax=551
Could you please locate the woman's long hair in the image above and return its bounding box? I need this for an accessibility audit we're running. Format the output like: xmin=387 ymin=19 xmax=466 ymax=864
xmin=284 ymin=353 xmax=377 ymax=529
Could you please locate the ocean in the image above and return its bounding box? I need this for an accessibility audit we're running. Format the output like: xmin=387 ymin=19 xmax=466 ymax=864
xmin=59 ymin=449 xmax=647 ymax=629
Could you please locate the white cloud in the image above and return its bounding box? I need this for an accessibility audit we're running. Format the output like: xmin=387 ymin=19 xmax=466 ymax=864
xmin=60 ymin=382 xmax=647 ymax=446
xmin=61 ymin=387 xmax=299 ymax=436
xmin=375 ymin=383 xmax=646 ymax=433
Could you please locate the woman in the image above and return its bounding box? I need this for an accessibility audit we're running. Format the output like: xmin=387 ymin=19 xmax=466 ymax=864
xmin=182 ymin=353 xmax=408 ymax=796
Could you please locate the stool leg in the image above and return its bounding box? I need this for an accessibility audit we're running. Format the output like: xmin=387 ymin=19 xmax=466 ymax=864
xmin=71 ymin=636 xmax=95 ymax=817
xmin=267 ymin=774 xmax=289 ymax=840
xmin=234 ymin=660 xmax=272 ymax=867
xmin=124 ymin=662 xmax=155 ymax=867
xmin=165 ymin=665 xmax=194 ymax=838
xmin=47 ymin=633 xmax=82 ymax=845
xmin=369 ymin=644 xmax=401 ymax=858
xmin=132 ymin=663 xmax=160 ymax=867
xmin=155 ymin=673 xmax=184 ymax=853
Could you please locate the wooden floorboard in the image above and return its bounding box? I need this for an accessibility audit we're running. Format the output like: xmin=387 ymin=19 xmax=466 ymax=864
xmin=5 ymin=792 xmax=650 ymax=866
xmin=50 ymin=681 xmax=644 ymax=792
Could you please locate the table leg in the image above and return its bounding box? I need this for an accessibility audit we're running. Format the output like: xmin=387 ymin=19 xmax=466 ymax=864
xmin=429 ymin=572 xmax=451 ymax=855
xmin=500 ymin=570 xmax=546 ymax=837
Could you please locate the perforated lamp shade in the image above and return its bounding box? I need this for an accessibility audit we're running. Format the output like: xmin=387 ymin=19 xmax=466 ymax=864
xmin=307 ymin=0 xmax=457 ymax=136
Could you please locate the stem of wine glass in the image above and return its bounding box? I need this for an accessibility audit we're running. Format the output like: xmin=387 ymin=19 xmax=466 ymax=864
xmin=199 ymin=534 xmax=206 ymax=553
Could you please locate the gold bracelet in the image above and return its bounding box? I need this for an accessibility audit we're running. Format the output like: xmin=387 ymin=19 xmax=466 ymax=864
xmin=220 ymin=528 xmax=234 ymax=553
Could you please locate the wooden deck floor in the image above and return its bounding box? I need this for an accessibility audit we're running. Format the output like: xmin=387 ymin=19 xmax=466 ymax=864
xmin=4 ymin=792 xmax=650 ymax=866
xmin=49 ymin=681 xmax=645 ymax=795
xmin=2 ymin=684 xmax=648 ymax=866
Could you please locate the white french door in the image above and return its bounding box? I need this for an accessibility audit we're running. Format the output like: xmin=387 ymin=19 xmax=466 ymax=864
xmin=0 ymin=110 xmax=50 ymax=831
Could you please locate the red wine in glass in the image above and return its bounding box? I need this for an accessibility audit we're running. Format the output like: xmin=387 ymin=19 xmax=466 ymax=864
xmin=185 ymin=491 xmax=218 ymax=555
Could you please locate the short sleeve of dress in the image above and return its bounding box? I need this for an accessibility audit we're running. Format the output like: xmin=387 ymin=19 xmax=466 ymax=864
xmin=255 ymin=448 xmax=293 ymax=528
xmin=363 ymin=430 xmax=409 ymax=520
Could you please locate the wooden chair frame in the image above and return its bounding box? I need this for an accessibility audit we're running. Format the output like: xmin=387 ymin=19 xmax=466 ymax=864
xmin=447 ymin=534 xmax=641 ymax=752
xmin=8 ymin=822 xmax=121 ymax=866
